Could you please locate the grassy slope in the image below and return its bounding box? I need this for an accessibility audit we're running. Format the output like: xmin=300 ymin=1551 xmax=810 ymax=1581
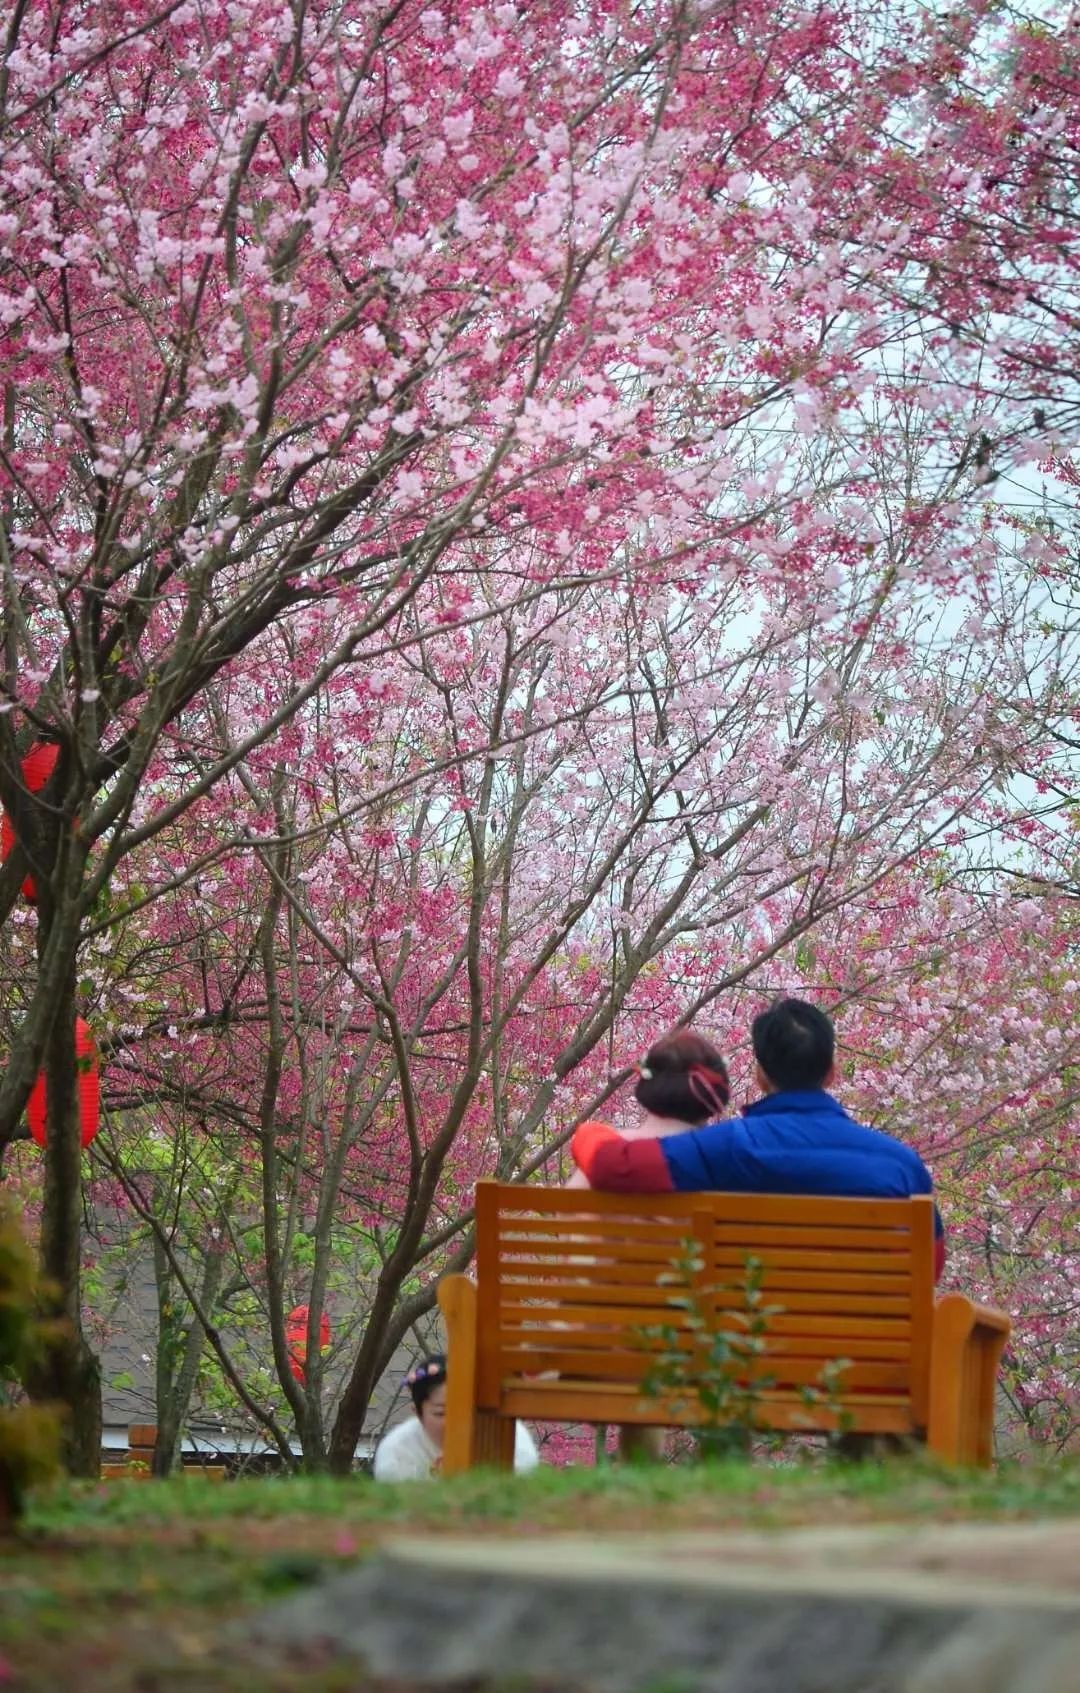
xmin=2 ymin=1459 xmax=1077 ymax=1693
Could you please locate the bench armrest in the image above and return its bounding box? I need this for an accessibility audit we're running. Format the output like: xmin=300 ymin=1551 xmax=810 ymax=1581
xmin=438 ymin=1274 xmax=479 ymax=1476
xmin=961 ymin=1300 xmax=1011 ymax=1335
xmin=927 ymin=1292 xmax=1012 ymax=1467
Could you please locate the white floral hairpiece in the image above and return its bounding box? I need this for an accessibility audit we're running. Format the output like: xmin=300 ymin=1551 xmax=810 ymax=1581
xmin=638 ymin=1064 xmax=653 ymax=1079
xmin=406 ymin=1360 xmax=445 ymax=1388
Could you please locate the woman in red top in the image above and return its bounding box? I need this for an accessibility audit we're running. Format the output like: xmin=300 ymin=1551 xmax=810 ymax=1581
xmin=566 ymin=1030 xmax=730 ymax=1189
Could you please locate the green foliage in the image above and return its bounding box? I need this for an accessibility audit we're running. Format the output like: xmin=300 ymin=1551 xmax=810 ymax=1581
xmin=793 ymin=936 xmax=817 ymax=974
xmin=0 ymin=1205 xmax=51 ymax=1393
xmin=638 ymin=1246 xmax=852 ymax=1458
xmin=638 ymin=1247 xmax=783 ymax=1458
xmin=0 ymin=1202 xmax=61 ymax=1529
xmin=290 ymin=1231 xmax=317 ymax=1270
xmin=799 ymin=1357 xmax=856 ymax=1446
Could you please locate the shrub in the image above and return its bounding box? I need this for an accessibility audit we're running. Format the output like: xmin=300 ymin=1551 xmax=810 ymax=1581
xmin=640 ymin=1248 xmax=852 ymax=1459
xmin=0 ymin=1202 xmax=61 ymax=1529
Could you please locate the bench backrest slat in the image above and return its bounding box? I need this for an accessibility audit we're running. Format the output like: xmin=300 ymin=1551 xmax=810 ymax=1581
xmin=474 ymin=1182 xmax=935 ymax=1427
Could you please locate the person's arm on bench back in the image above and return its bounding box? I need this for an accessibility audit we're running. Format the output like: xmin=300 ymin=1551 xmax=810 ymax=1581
xmin=571 ymin=1118 xmax=740 ymax=1192
xmin=573 ymin=1122 xmax=948 ymax=1283
xmin=570 ymin=1121 xmax=675 ymax=1191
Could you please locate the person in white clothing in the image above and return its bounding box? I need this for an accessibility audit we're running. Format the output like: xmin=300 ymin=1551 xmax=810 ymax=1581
xmin=373 ymin=1353 xmax=540 ymax=1480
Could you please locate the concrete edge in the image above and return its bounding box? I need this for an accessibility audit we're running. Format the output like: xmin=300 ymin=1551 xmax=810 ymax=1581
xmin=380 ymin=1533 xmax=1080 ymax=1613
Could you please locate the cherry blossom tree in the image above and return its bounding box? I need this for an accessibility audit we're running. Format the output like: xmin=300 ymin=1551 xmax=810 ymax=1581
xmin=11 ymin=490 xmax=1063 ymax=1467
xmin=2 ymin=0 xmax=1078 ymax=1467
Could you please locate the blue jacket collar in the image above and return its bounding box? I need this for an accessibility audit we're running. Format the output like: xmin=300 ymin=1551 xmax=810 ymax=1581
xmin=743 ymin=1089 xmax=850 ymax=1118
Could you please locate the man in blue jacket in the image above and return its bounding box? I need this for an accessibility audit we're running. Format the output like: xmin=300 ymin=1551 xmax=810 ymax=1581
xmin=572 ymin=997 xmax=945 ymax=1279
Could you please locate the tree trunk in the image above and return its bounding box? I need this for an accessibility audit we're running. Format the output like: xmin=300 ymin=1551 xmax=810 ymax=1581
xmin=151 ymin=1218 xmax=230 ymax=1476
xmin=25 ymin=965 xmax=102 ymax=1476
xmin=152 ymin=1408 xmax=181 ymax=1479
xmin=328 ymin=1230 xmax=476 ymax=1474
xmin=328 ymin=1271 xmax=404 ymax=1473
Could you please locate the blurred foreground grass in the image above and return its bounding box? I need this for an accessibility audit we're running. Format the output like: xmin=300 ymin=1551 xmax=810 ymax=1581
xmin=1 ymin=1456 xmax=1076 ymax=1693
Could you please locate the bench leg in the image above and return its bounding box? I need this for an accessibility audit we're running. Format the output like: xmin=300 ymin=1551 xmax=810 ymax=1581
xmin=472 ymin=1410 xmax=516 ymax=1469
xmin=927 ymin=1293 xmax=1010 ymax=1467
xmin=436 ymin=1275 xmax=518 ymax=1474
xmin=834 ymin=1433 xmax=914 ymax=1462
xmin=618 ymin=1425 xmax=665 ymax=1463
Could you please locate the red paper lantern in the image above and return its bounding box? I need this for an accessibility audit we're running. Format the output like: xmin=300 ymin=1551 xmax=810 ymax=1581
xmin=1 ymin=743 xmax=59 ymax=903
xmin=285 ymin=1304 xmax=331 ymax=1384
xmin=27 ymin=1017 xmax=100 ymax=1150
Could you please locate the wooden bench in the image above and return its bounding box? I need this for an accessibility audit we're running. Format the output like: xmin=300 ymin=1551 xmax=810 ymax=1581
xmin=99 ymin=1425 xmax=226 ymax=1481
xmin=438 ymin=1182 xmax=1011 ymax=1472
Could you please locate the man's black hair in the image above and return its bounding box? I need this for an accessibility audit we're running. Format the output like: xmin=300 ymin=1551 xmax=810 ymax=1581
xmin=751 ymin=998 xmax=835 ymax=1091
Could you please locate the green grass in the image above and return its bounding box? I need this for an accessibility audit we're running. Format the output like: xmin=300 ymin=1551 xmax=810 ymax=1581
xmin=24 ymin=1450 xmax=1080 ymax=1532
xmin=2 ymin=1456 xmax=1077 ymax=1693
